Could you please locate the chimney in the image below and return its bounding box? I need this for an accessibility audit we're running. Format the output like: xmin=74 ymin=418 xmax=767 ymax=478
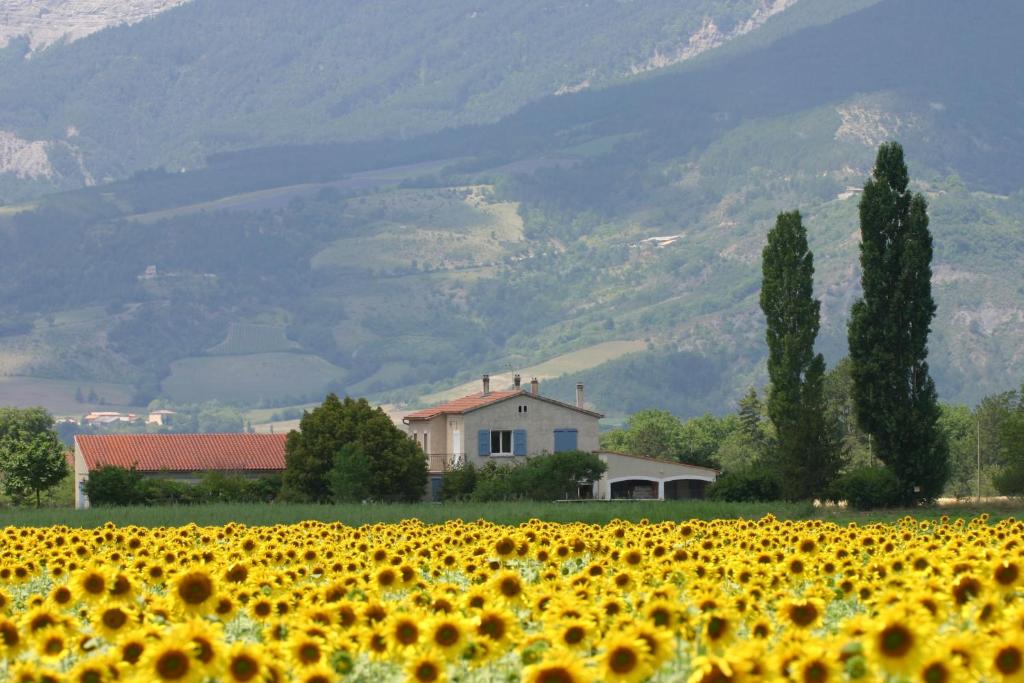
xmin=513 ymin=373 xmax=521 ymax=390
xmin=530 ymin=377 xmax=539 ymax=395
xmin=482 ymin=374 xmax=490 ymax=395
xmin=576 ymin=382 xmax=584 ymax=408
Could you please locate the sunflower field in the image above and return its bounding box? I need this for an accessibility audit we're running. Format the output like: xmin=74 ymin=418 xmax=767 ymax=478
xmin=1 ymin=515 xmax=1023 ymax=682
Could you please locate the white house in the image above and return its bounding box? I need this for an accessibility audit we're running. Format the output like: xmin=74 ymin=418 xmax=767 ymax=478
xmin=404 ymin=374 xmax=717 ymax=501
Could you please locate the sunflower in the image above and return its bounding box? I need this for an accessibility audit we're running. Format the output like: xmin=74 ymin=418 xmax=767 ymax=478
xmin=73 ymin=565 xmax=111 ymax=603
xmin=491 ymin=569 xmax=527 ymax=604
xmin=595 ymin=631 xmax=653 ymax=683
xmin=33 ymin=625 xmax=69 ymax=663
xmin=171 ymin=570 xmax=218 ymax=615
xmin=989 ymin=638 xmax=1024 ymax=683
xmin=474 ymin=607 xmax=517 ymax=649
xmin=426 ymin=615 xmax=468 ymax=659
xmin=686 ymin=655 xmax=734 ymax=683
xmin=114 ymin=629 xmax=149 ymax=665
xmin=522 ymin=649 xmax=591 ymax=683
xmin=406 ymin=651 xmax=448 ymax=683
xmin=223 ymin=643 xmax=266 ymax=683
xmin=623 ymin=622 xmax=674 ymax=669
xmin=552 ymin=617 xmax=595 ymax=651
xmin=789 ymin=645 xmax=840 ymax=683
xmin=385 ymin=613 xmax=422 ymax=651
xmin=137 ymin=639 xmax=204 ymax=683
xmin=780 ymin=597 xmax=825 ymax=630
xmin=700 ymin=609 xmax=739 ymax=651
xmin=867 ymin=608 xmax=927 ymax=676
xmin=916 ymin=654 xmax=967 ymax=683
xmin=7 ymin=661 xmax=63 ymax=683
xmin=295 ymin=662 xmax=338 ymax=683
xmin=175 ymin=618 xmax=224 ymax=674
xmin=1 ymin=615 xmax=24 ymax=655
xmin=68 ymin=654 xmax=118 ymax=683
xmin=91 ymin=602 xmax=136 ymax=640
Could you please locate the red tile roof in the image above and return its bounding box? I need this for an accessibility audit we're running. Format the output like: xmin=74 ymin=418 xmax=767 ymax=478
xmin=404 ymin=390 xmax=523 ymax=420
xmin=404 ymin=389 xmax=604 ymax=420
xmin=75 ymin=433 xmax=288 ymax=473
xmin=597 ymin=450 xmax=721 ymax=473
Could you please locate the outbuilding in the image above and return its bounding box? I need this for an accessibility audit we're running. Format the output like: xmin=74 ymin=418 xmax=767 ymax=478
xmin=73 ymin=433 xmax=287 ymax=509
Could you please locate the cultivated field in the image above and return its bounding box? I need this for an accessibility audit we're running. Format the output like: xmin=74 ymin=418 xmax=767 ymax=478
xmin=161 ymin=353 xmax=348 ymax=404
xmin=1 ymin=512 xmax=1021 ymax=681
xmin=0 ymin=376 xmax=136 ymax=416
xmin=420 ymin=340 xmax=647 ymax=405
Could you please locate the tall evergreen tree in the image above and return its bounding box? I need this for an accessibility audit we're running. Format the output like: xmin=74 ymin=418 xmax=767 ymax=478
xmin=848 ymin=142 xmax=947 ymax=504
xmin=760 ymin=210 xmax=839 ymax=500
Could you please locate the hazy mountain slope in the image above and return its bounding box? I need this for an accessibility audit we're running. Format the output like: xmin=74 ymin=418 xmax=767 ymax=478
xmin=0 ymin=0 xmax=190 ymax=52
xmin=0 ymin=0 xmax=885 ymax=201
xmin=0 ymin=0 xmax=1022 ymax=417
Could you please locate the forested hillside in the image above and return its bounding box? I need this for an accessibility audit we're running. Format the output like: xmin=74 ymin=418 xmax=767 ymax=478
xmin=0 ymin=0 xmax=1022 ymax=419
xmin=0 ymin=0 xmax=874 ymax=200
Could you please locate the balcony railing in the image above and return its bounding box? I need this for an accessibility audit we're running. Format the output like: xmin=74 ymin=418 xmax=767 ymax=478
xmin=427 ymin=453 xmax=465 ymax=473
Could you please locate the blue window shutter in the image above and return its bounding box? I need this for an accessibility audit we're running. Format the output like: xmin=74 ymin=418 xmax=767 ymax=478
xmin=513 ymin=429 xmax=527 ymax=456
xmin=478 ymin=430 xmax=491 ymax=456
xmin=554 ymin=429 xmax=578 ymax=453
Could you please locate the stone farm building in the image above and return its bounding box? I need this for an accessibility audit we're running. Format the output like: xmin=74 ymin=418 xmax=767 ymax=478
xmin=73 ymin=433 xmax=287 ymax=509
xmin=404 ymin=374 xmax=717 ymax=501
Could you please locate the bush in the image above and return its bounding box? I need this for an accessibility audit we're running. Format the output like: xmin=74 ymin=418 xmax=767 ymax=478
xmin=470 ymin=451 xmax=607 ymax=502
xmin=440 ymin=462 xmax=476 ymax=501
xmin=707 ymin=468 xmax=783 ymax=502
xmin=84 ymin=465 xmax=146 ymax=506
xmin=471 ymin=462 xmax=520 ymax=502
xmin=993 ymin=463 xmax=1024 ymax=497
xmin=198 ymin=472 xmax=281 ymax=503
xmin=518 ymin=450 xmax=606 ymax=501
xmin=828 ymin=466 xmax=900 ymax=510
xmin=84 ymin=466 xmax=282 ymax=506
xmin=138 ymin=478 xmax=201 ymax=505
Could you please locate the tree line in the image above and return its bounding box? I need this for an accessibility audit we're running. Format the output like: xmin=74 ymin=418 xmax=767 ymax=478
xmin=605 ymin=142 xmax=1019 ymax=509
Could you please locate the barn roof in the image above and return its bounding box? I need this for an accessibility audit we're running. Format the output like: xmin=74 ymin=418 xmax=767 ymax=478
xmin=75 ymin=433 xmax=288 ymax=472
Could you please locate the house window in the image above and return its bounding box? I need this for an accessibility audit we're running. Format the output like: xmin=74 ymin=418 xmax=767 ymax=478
xmin=491 ymin=430 xmax=513 ymax=455
xmin=423 ymin=433 xmax=429 ymax=454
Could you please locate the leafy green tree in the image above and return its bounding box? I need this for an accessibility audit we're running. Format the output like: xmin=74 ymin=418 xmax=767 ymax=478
xmin=737 ymin=387 xmax=767 ymax=447
xmin=993 ymin=387 xmax=1024 ymax=496
xmin=600 ymin=409 xmax=683 ymax=460
xmin=0 ymin=430 xmax=70 ymax=506
xmin=281 ymin=394 xmax=427 ymax=502
xmin=328 ymin=444 xmax=373 ymax=502
xmin=938 ymin=403 xmax=977 ymax=499
xmin=848 ymin=142 xmax=948 ymax=504
xmin=760 ymin=210 xmax=840 ymax=500
xmin=0 ymin=407 xmax=54 ymax=441
xmin=822 ymin=358 xmax=872 ymax=467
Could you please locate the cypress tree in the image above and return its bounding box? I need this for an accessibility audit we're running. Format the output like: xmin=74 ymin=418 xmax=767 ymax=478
xmin=848 ymin=142 xmax=947 ymax=504
xmin=760 ymin=210 xmax=839 ymax=500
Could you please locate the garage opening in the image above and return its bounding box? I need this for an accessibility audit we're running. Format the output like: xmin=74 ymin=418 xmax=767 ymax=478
xmin=663 ymin=479 xmax=708 ymax=500
xmin=610 ymin=479 xmax=659 ymax=500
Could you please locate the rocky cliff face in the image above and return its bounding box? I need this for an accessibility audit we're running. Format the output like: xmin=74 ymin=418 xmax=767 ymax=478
xmin=0 ymin=0 xmax=190 ymax=52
